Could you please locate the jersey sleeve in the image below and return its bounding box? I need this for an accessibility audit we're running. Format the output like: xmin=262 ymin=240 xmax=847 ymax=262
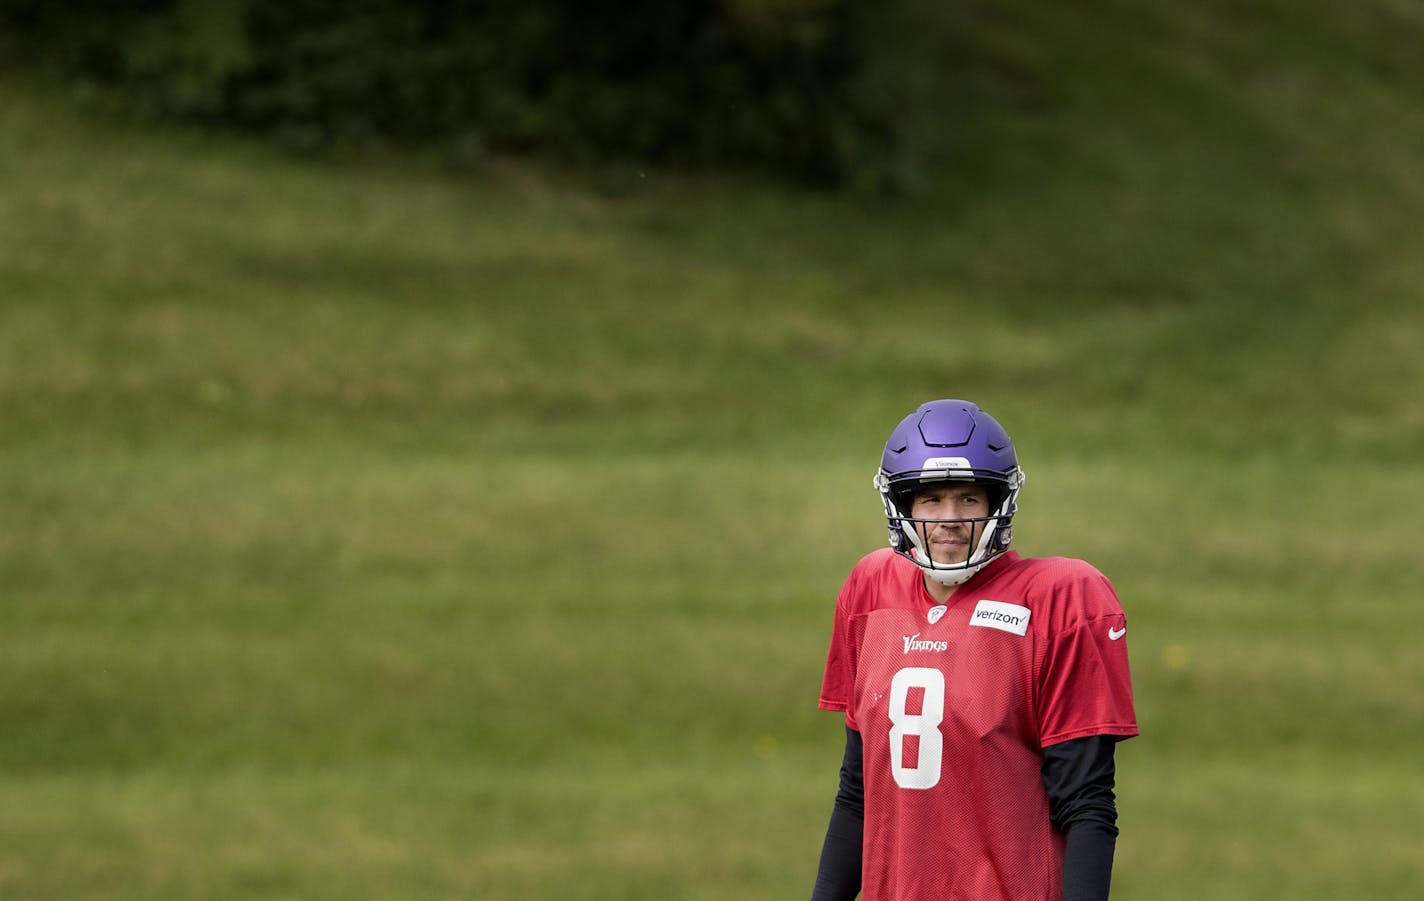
xmin=1036 ymin=566 xmax=1139 ymax=747
xmin=819 ymin=567 xmax=863 ymax=728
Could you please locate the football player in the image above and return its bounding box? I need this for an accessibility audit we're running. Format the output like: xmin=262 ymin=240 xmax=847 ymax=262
xmin=810 ymin=399 xmax=1138 ymax=901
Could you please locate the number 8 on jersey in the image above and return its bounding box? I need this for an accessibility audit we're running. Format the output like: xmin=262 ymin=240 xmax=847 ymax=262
xmin=887 ymin=667 xmax=945 ymax=790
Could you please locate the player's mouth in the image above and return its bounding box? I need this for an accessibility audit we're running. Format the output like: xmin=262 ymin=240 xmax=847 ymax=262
xmin=929 ymin=534 xmax=968 ymax=558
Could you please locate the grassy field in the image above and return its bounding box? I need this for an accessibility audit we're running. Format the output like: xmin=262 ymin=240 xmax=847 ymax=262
xmin=3 ymin=3 xmax=1424 ymax=898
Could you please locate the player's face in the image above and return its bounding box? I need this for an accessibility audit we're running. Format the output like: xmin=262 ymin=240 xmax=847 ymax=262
xmin=909 ymin=483 xmax=990 ymax=565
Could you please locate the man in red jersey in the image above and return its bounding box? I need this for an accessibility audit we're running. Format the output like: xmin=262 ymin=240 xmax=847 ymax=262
xmin=810 ymin=399 xmax=1138 ymax=901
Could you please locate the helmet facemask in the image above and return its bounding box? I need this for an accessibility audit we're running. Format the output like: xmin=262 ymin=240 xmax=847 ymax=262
xmin=876 ymin=472 xmax=1023 ymax=585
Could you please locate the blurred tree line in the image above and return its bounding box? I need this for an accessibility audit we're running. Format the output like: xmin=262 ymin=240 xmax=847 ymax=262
xmin=1 ymin=0 xmax=924 ymax=189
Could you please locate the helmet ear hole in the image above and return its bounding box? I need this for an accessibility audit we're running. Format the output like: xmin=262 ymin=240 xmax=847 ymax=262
xmin=889 ymin=527 xmax=910 ymax=552
xmin=995 ymin=525 xmax=1013 ymax=551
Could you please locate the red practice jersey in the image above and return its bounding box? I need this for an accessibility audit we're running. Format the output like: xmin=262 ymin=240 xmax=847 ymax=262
xmin=819 ymin=548 xmax=1138 ymax=901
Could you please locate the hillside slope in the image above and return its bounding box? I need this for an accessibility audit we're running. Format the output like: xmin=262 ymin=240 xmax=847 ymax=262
xmin=2 ymin=3 xmax=1422 ymax=899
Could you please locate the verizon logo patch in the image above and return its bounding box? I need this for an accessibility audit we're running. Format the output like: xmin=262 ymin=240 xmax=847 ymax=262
xmin=969 ymin=599 xmax=1031 ymax=636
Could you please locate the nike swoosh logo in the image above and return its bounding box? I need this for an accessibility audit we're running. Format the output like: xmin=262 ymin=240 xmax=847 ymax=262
xmin=1108 ymin=626 xmax=1127 ymax=641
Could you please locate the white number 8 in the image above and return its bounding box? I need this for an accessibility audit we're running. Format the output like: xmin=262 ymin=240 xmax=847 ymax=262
xmin=888 ymin=667 xmax=945 ymax=790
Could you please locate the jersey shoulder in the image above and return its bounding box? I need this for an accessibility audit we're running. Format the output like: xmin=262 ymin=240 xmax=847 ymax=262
xmin=986 ymin=553 xmax=1124 ymax=622
xmin=849 ymin=545 xmax=905 ymax=576
xmin=1006 ymin=553 xmax=1110 ymax=583
xmin=837 ymin=547 xmax=920 ymax=614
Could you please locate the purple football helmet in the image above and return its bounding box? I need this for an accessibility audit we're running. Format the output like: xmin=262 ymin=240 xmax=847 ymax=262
xmin=874 ymin=399 xmax=1025 ymax=585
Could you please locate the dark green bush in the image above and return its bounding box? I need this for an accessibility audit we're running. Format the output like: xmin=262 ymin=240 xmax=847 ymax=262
xmin=0 ymin=0 xmax=908 ymax=187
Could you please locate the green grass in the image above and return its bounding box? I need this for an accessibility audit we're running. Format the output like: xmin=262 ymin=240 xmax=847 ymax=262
xmin=4 ymin=2 xmax=1424 ymax=897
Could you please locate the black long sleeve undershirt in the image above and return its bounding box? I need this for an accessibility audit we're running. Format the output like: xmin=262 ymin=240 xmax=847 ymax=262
xmin=811 ymin=727 xmax=1120 ymax=901
xmin=810 ymin=727 xmax=864 ymax=901
xmin=1043 ymin=734 xmax=1120 ymax=901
